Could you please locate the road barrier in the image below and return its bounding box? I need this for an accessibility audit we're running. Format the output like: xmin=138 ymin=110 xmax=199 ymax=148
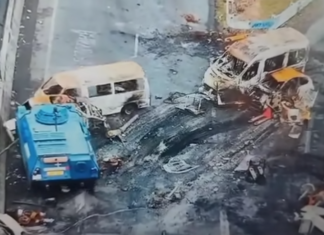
xmin=0 ymin=0 xmax=25 ymax=213
xmin=0 ymin=0 xmax=24 ymax=121
xmin=226 ymin=0 xmax=313 ymax=30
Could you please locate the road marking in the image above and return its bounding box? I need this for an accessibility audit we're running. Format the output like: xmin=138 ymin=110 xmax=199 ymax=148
xmin=44 ymin=0 xmax=58 ymax=79
xmin=219 ymin=209 xmax=230 ymax=235
xmin=132 ymin=33 xmax=139 ymax=58
xmin=304 ymin=117 xmax=315 ymax=153
xmin=71 ymin=29 xmax=97 ymax=66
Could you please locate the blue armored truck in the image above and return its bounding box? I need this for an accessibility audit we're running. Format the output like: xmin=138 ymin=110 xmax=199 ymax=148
xmin=15 ymin=104 xmax=100 ymax=190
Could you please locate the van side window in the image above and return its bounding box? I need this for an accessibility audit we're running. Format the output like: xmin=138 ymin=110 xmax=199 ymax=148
xmin=114 ymin=79 xmax=139 ymax=94
xmin=287 ymin=49 xmax=306 ymax=66
xmin=63 ymin=88 xmax=78 ymax=97
xmin=88 ymin=84 xmax=112 ymax=98
xmin=242 ymin=62 xmax=259 ymax=81
xmin=264 ymin=54 xmax=285 ymax=72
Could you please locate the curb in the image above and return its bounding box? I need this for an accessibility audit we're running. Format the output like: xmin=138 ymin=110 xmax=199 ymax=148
xmin=0 ymin=0 xmax=25 ymax=213
xmin=208 ymin=0 xmax=216 ymax=31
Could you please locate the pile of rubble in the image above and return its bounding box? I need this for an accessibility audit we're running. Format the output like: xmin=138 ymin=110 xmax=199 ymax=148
xmin=297 ymin=183 xmax=324 ymax=234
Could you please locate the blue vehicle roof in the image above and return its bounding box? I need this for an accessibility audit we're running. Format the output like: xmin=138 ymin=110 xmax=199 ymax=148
xmin=17 ymin=104 xmax=92 ymax=156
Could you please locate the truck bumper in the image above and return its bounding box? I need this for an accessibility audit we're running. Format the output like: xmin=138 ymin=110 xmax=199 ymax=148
xmin=31 ymin=178 xmax=98 ymax=190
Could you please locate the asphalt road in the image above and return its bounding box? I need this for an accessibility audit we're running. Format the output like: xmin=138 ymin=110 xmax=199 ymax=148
xmin=24 ymin=0 xmax=216 ymax=106
xmin=7 ymin=1 xmax=324 ymax=235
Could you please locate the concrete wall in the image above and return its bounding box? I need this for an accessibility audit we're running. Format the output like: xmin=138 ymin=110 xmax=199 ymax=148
xmin=0 ymin=0 xmax=9 ymax=43
xmin=226 ymin=0 xmax=313 ymax=29
xmin=0 ymin=0 xmax=25 ymax=213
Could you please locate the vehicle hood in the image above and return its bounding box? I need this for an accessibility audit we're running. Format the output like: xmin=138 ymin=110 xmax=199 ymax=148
xmin=203 ymin=63 xmax=236 ymax=90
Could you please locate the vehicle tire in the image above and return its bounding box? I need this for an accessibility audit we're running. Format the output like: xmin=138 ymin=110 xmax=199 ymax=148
xmin=122 ymin=103 xmax=137 ymax=116
xmin=85 ymin=180 xmax=96 ymax=194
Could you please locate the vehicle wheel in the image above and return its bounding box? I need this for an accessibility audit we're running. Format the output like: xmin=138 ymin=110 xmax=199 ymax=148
xmin=122 ymin=103 xmax=137 ymax=115
xmin=85 ymin=180 xmax=96 ymax=194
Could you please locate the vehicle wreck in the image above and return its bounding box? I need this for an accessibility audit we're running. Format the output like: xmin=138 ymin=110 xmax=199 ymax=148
xmin=201 ymin=27 xmax=318 ymax=129
xmin=29 ymin=61 xmax=151 ymax=116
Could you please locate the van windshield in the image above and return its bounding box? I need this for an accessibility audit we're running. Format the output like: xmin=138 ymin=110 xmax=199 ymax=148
xmin=216 ymin=52 xmax=248 ymax=77
xmin=44 ymin=84 xmax=63 ymax=95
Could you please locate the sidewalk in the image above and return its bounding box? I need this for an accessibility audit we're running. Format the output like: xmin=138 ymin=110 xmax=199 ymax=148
xmin=0 ymin=0 xmax=10 ymax=214
xmin=216 ymin=0 xmax=308 ymax=29
xmin=0 ymin=0 xmax=9 ymax=47
xmin=0 ymin=0 xmax=25 ymax=213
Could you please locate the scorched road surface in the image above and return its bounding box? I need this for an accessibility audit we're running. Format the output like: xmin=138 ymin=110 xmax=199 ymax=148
xmin=7 ymin=0 xmax=324 ymax=235
xmin=6 ymin=94 xmax=316 ymax=235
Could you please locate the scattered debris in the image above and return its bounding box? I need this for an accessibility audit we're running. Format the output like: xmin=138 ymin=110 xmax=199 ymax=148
xmin=8 ymin=209 xmax=54 ymax=226
xmin=299 ymin=183 xmax=316 ymax=201
xmin=61 ymin=185 xmax=71 ymax=193
xmin=106 ymin=114 xmax=139 ymax=138
xmin=147 ymin=184 xmax=184 ymax=209
xmin=182 ymin=14 xmax=200 ymax=23
xmin=169 ymin=69 xmax=178 ymax=75
xmin=44 ymin=197 xmax=56 ymax=206
xmin=235 ymin=154 xmax=266 ymax=183
xmin=163 ymin=157 xmax=198 ymax=174
xmin=288 ymin=124 xmax=303 ymax=139
xmin=175 ymin=97 xmax=204 ymax=115
xmin=248 ymin=107 xmax=273 ymax=126
xmin=234 ymin=154 xmax=257 ymax=172
xmin=298 ymin=183 xmax=324 ymax=207
xmin=0 ymin=214 xmax=25 ymax=235
xmin=246 ymin=159 xmax=266 ymax=183
xmin=298 ymin=205 xmax=324 ymax=234
xmin=163 ymin=92 xmax=187 ymax=104
xmin=101 ymin=157 xmax=123 ymax=173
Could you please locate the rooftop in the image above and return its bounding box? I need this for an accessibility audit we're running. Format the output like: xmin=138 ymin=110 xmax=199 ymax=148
xmin=18 ymin=104 xmax=91 ymax=156
xmin=228 ymin=27 xmax=309 ymax=63
xmin=52 ymin=61 xmax=145 ymax=89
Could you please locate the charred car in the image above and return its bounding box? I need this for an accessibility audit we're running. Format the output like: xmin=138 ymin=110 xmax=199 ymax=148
xmin=200 ymin=27 xmax=318 ymax=121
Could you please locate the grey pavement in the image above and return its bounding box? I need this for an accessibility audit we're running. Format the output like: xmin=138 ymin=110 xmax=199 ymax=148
xmin=0 ymin=0 xmax=8 ymax=42
xmin=29 ymin=0 xmax=214 ymax=106
xmin=7 ymin=1 xmax=324 ymax=235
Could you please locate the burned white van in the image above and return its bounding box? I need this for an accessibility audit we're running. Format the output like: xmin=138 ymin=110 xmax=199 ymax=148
xmin=32 ymin=61 xmax=151 ymax=116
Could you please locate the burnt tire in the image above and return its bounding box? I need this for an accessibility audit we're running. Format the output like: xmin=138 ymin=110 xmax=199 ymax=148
xmin=122 ymin=103 xmax=137 ymax=116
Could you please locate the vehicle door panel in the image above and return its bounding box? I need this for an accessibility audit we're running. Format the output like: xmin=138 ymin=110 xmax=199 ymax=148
xmin=87 ymin=83 xmax=114 ymax=116
xmin=112 ymin=79 xmax=145 ymax=112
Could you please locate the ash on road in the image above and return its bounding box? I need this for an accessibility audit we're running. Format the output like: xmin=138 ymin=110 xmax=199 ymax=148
xmin=6 ymin=0 xmax=324 ymax=235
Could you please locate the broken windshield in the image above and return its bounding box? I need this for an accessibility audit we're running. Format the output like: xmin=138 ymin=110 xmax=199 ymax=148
xmin=216 ymin=52 xmax=248 ymax=77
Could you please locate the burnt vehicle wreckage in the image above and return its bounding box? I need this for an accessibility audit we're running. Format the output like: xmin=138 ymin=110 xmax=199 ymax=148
xmin=2 ymin=27 xmax=324 ymax=235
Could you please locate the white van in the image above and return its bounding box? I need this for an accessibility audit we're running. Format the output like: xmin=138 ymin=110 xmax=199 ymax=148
xmin=31 ymin=61 xmax=151 ymax=116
